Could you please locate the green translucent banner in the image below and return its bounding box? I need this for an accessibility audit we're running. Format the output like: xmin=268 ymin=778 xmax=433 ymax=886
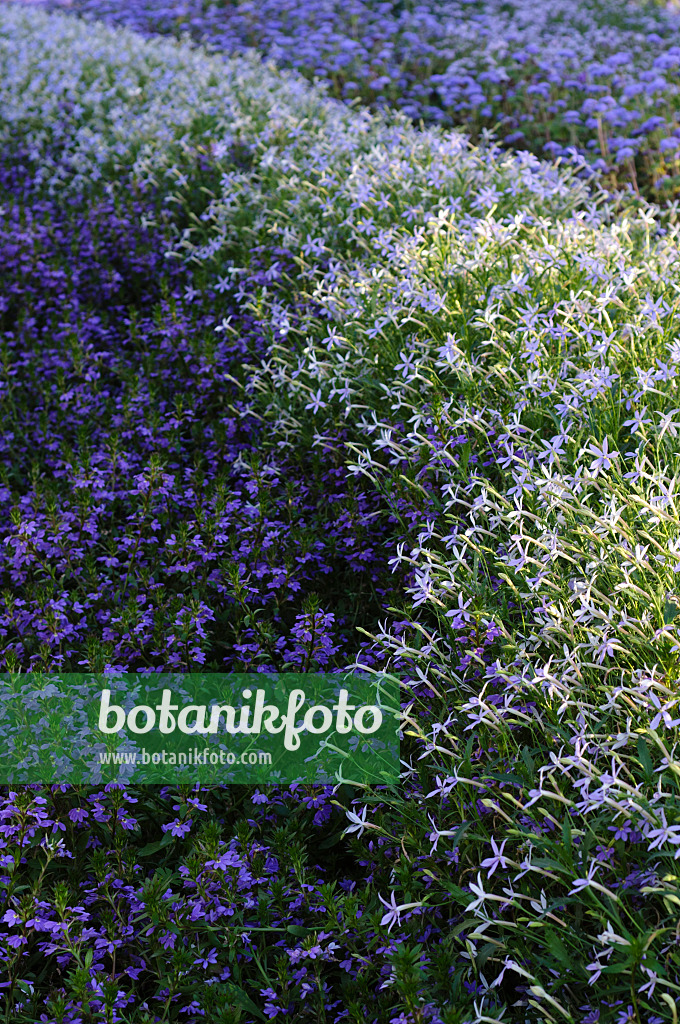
xmin=0 ymin=673 xmax=400 ymax=784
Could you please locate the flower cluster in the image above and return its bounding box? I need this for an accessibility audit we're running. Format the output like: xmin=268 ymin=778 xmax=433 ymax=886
xmin=0 ymin=149 xmax=405 ymax=675
xmin=36 ymin=0 xmax=680 ymax=197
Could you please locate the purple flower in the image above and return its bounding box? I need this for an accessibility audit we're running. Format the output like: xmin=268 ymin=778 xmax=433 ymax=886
xmin=161 ymin=818 xmax=193 ymax=838
xmin=193 ymin=947 xmax=218 ymax=969
xmin=480 ymin=837 xmax=509 ymax=879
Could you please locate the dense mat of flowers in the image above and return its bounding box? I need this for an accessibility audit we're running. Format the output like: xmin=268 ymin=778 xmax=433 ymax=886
xmin=2 ymin=3 xmax=680 ymax=1023
xmin=0 ymin=154 xmax=404 ymax=675
xmin=37 ymin=0 xmax=680 ymax=199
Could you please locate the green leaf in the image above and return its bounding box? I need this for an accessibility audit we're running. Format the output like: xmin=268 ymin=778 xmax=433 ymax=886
xmin=440 ymin=882 xmax=473 ymax=907
xmin=317 ymin=831 xmax=345 ymax=850
xmin=637 ymin=736 xmax=654 ymax=777
xmin=599 ymin=961 xmax=635 ymax=976
xmin=520 ymin=746 xmax=535 ymax=776
xmin=476 ymin=942 xmax=497 ymax=971
xmin=544 ymin=929 xmax=574 ymax=970
xmin=137 ymin=832 xmax=174 ymax=857
xmin=458 ymin=443 xmax=471 ymax=477
xmin=485 ymin=771 xmax=525 ymax=787
xmin=664 ymin=594 xmax=680 ymax=626
xmin=219 ymin=982 xmax=266 ymax=1021
xmin=448 ymin=821 xmax=473 ymax=848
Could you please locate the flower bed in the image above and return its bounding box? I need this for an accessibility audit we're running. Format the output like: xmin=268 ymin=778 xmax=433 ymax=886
xmin=39 ymin=0 xmax=680 ymax=199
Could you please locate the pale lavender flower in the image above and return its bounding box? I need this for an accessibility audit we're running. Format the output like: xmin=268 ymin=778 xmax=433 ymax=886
xmin=480 ymin=837 xmax=509 ymax=879
xmin=622 ymin=407 xmax=651 ymax=434
xmin=343 ymin=805 xmax=368 ymax=838
xmin=645 ymin=810 xmax=680 ymax=851
xmin=583 ymin=437 xmax=617 ymax=476
xmin=569 ymin=860 xmax=600 ymax=894
xmin=377 ymin=893 xmax=423 ymax=933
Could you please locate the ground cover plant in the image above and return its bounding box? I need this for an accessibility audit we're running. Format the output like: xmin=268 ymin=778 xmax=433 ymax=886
xmin=38 ymin=0 xmax=680 ymax=201
xmin=1 ymin=2 xmax=680 ymax=1023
